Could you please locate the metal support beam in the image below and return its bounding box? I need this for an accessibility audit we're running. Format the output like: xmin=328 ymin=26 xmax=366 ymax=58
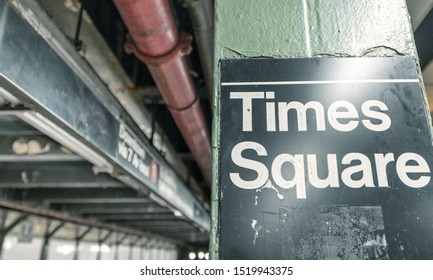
xmin=0 ymin=210 xmax=7 ymax=259
xmin=74 ymin=226 xmax=93 ymax=260
xmin=114 ymin=220 xmax=192 ymax=228
xmin=88 ymin=213 xmax=176 ymax=222
xmin=0 ymin=210 xmax=6 ymax=228
xmin=137 ymin=237 xmax=150 ymax=260
xmin=51 ymin=202 xmax=164 ymax=214
xmin=139 ymin=243 xmax=144 ymax=260
xmin=39 ymin=220 xmax=65 ymax=260
xmin=0 ymin=163 xmax=124 ymax=189
xmin=9 ymin=187 xmax=148 ymax=204
xmin=0 ymin=212 xmax=28 ymax=259
xmin=128 ymin=236 xmax=140 ymax=260
xmin=96 ymin=230 xmax=112 ymax=260
xmin=113 ymin=233 xmax=128 ymax=260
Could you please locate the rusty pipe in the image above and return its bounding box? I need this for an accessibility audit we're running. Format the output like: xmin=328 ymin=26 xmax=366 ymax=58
xmin=113 ymin=0 xmax=211 ymax=187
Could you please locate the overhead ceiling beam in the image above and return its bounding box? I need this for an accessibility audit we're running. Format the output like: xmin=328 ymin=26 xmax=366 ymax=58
xmin=9 ymin=187 xmax=145 ymax=202
xmin=52 ymin=203 xmax=166 ymax=214
xmin=113 ymin=221 xmax=192 ymax=227
xmin=85 ymin=213 xmax=176 ymax=221
xmin=0 ymin=163 xmax=124 ymax=189
xmin=101 ymin=215 xmax=178 ymax=222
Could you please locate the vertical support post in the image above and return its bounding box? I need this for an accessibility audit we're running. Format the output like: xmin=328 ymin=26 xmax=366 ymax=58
xmin=212 ymin=0 xmax=421 ymax=259
xmin=113 ymin=233 xmax=127 ymax=260
xmin=96 ymin=229 xmax=102 ymax=261
xmin=128 ymin=236 xmax=139 ymax=260
xmin=39 ymin=220 xmax=65 ymax=260
xmin=139 ymin=243 xmax=144 ymax=260
xmin=157 ymin=243 xmax=164 ymax=260
xmin=96 ymin=230 xmax=112 ymax=260
xmin=74 ymin=226 xmax=92 ymax=260
xmin=0 ymin=210 xmax=7 ymax=229
xmin=0 ymin=210 xmax=7 ymax=259
xmin=139 ymin=238 xmax=149 ymax=260
xmin=40 ymin=219 xmax=51 ymax=260
xmin=0 ymin=213 xmax=28 ymax=259
xmin=128 ymin=237 xmax=133 ymax=260
xmin=147 ymin=239 xmax=157 ymax=259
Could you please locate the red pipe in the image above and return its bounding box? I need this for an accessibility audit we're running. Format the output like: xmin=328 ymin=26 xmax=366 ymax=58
xmin=113 ymin=0 xmax=211 ymax=187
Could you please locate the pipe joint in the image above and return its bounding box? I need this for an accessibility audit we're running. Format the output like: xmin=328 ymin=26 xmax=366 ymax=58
xmin=166 ymin=92 xmax=199 ymax=112
xmin=125 ymin=32 xmax=193 ymax=66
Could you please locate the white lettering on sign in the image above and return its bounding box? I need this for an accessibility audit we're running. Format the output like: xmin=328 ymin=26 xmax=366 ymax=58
xmin=230 ymin=92 xmax=391 ymax=132
xmin=230 ymin=141 xmax=431 ymax=199
xmin=118 ymin=124 xmax=150 ymax=178
xmin=227 ymin=91 xmax=431 ymax=199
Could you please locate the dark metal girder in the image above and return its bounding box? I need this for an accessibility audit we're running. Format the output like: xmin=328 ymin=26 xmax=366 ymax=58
xmin=0 ymin=116 xmax=40 ymax=136
xmin=52 ymin=202 xmax=164 ymax=214
xmin=40 ymin=220 xmax=66 ymax=260
xmin=47 ymin=198 xmax=151 ymax=204
xmin=80 ymin=208 xmax=172 ymax=215
xmin=154 ymin=231 xmax=209 ymax=243
xmin=0 ymin=213 xmax=29 ymax=258
xmin=85 ymin=213 xmax=176 ymax=221
xmin=9 ymin=187 xmax=146 ymax=202
xmin=113 ymin=220 xmax=192 ymax=227
xmin=0 ymin=162 xmax=124 ymax=189
xmin=145 ymin=228 xmax=199 ymax=233
xmin=103 ymin=214 xmax=178 ymax=222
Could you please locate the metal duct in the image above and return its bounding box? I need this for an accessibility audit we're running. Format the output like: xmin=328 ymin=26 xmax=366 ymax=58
xmin=182 ymin=0 xmax=214 ymax=104
xmin=113 ymin=0 xmax=212 ymax=187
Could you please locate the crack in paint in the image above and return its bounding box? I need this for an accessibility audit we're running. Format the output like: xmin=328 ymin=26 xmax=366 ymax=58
xmin=362 ymin=45 xmax=406 ymax=57
xmin=221 ymin=47 xmax=247 ymax=58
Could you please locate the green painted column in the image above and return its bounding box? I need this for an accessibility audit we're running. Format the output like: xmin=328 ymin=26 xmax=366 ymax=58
xmin=211 ymin=0 xmax=427 ymax=259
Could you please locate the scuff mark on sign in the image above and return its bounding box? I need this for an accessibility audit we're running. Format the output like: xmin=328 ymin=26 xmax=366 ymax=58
xmin=251 ymin=219 xmax=262 ymax=245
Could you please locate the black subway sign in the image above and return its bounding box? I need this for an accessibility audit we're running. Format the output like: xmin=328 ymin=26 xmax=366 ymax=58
xmin=218 ymin=57 xmax=433 ymax=259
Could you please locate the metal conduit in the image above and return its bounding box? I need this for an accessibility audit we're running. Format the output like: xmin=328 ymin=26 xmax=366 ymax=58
xmin=113 ymin=0 xmax=212 ymax=187
xmin=182 ymin=0 xmax=214 ymax=104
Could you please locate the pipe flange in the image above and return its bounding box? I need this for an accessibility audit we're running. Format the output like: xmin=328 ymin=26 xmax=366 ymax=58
xmin=124 ymin=32 xmax=193 ymax=66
